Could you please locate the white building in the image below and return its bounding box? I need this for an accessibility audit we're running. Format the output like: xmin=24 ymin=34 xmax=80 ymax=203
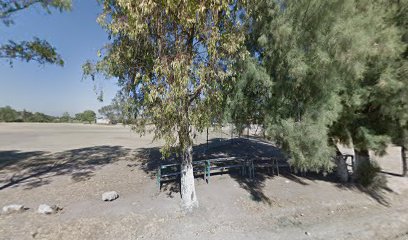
xmin=96 ymin=118 xmax=111 ymax=124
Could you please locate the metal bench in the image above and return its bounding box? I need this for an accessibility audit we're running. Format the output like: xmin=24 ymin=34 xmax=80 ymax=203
xmin=248 ymin=157 xmax=289 ymax=178
xmin=156 ymin=157 xmax=250 ymax=190
xmin=204 ymin=157 xmax=248 ymax=183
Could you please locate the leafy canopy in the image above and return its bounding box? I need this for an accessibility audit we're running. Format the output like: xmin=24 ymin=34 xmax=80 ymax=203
xmin=231 ymin=0 xmax=404 ymax=172
xmin=0 ymin=0 xmax=71 ymax=66
xmin=84 ymin=0 xmax=247 ymax=156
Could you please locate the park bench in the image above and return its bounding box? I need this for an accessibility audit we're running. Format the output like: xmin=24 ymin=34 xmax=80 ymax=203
xmin=156 ymin=156 xmax=294 ymax=190
xmin=156 ymin=160 xmax=207 ymax=189
xmin=204 ymin=157 xmax=248 ymax=183
xmin=247 ymin=157 xmax=291 ymax=178
xmin=156 ymin=157 xmax=249 ymax=190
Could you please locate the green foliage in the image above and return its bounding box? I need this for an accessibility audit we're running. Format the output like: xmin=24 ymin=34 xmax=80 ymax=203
xmin=85 ymin=0 xmax=247 ymax=157
xmin=227 ymin=57 xmax=272 ymax=133
xmin=60 ymin=112 xmax=71 ymax=122
xmin=0 ymin=0 xmax=71 ymax=25
xmin=0 ymin=38 xmax=64 ymax=66
xmin=0 ymin=106 xmax=19 ymax=122
xmin=98 ymin=94 xmax=126 ymax=124
xmin=0 ymin=106 xmax=58 ymax=122
xmin=0 ymin=0 xmax=71 ymax=66
xmin=228 ymin=0 xmax=406 ymax=172
xmin=75 ymin=110 xmax=96 ymax=124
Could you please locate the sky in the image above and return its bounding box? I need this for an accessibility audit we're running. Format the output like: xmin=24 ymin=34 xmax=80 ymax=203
xmin=0 ymin=0 xmax=119 ymax=116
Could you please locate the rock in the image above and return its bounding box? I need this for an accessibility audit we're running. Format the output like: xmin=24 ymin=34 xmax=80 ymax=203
xmin=305 ymin=231 xmax=311 ymax=236
xmin=2 ymin=204 xmax=24 ymax=213
xmin=38 ymin=204 xmax=59 ymax=214
xmin=102 ymin=191 xmax=119 ymax=201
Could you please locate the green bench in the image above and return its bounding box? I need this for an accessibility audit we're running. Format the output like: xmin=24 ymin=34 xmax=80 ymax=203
xmin=156 ymin=157 xmax=250 ymax=190
xmin=156 ymin=156 xmax=287 ymax=190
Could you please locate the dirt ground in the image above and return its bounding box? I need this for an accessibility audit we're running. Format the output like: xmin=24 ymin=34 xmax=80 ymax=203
xmin=0 ymin=123 xmax=407 ymax=240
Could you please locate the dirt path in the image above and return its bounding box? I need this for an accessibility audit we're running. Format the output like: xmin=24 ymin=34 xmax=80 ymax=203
xmin=0 ymin=123 xmax=407 ymax=240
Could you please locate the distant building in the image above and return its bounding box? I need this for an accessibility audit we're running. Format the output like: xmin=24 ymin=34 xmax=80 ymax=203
xmin=96 ymin=118 xmax=111 ymax=124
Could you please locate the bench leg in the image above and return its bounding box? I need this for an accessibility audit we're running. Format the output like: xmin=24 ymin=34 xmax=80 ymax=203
xmin=157 ymin=168 xmax=161 ymax=191
xmin=207 ymin=161 xmax=210 ymax=183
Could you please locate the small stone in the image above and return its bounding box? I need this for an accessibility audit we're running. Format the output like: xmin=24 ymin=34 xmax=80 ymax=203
xmin=305 ymin=231 xmax=311 ymax=236
xmin=31 ymin=231 xmax=38 ymax=238
xmin=2 ymin=204 xmax=24 ymax=213
xmin=38 ymin=204 xmax=55 ymax=214
xmin=102 ymin=191 xmax=119 ymax=201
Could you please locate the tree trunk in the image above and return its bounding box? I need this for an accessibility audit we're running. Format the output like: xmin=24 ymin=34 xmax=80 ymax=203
xmin=402 ymin=145 xmax=407 ymax=177
xmin=353 ymin=148 xmax=370 ymax=179
xmin=333 ymin=145 xmax=349 ymax=182
xmin=180 ymin=139 xmax=198 ymax=211
xmin=335 ymin=156 xmax=349 ymax=183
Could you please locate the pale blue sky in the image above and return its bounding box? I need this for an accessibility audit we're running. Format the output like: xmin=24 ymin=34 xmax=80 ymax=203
xmin=0 ymin=0 xmax=119 ymax=116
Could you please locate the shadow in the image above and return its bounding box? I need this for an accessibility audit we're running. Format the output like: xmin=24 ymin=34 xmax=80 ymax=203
xmin=332 ymin=182 xmax=391 ymax=207
xmin=0 ymin=151 xmax=47 ymax=169
xmin=133 ymin=137 xmax=393 ymax=206
xmin=380 ymin=170 xmax=402 ymax=177
xmin=0 ymin=145 xmax=131 ymax=190
xmin=133 ymin=137 xmax=288 ymax=203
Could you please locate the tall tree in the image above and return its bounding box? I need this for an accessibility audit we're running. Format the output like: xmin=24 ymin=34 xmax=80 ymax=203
xmin=0 ymin=106 xmax=18 ymax=122
xmin=98 ymin=94 xmax=127 ymax=124
xmin=0 ymin=0 xmax=71 ymax=66
xmin=328 ymin=0 xmax=407 ymax=179
xmin=84 ymin=0 xmax=246 ymax=210
xmin=231 ymin=0 xmax=403 ymax=174
xmin=365 ymin=0 xmax=408 ymax=177
xmin=76 ymin=110 xmax=96 ymax=124
xmin=60 ymin=112 xmax=71 ymax=122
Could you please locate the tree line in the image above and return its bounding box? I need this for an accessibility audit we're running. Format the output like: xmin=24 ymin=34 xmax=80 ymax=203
xmin=0 ymin=106 xmax=96 ymax=124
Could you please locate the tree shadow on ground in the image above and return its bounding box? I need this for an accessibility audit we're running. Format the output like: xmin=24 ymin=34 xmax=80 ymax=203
xmin=134 ymin=137 xmax=294 ymax=204
xmin=133 ymin=137 xmax=394 ymax=206
xmin=298 ymin=171 xmax=392 ymax=206
xmin=0 ymin=145 xmax=131 ymax=190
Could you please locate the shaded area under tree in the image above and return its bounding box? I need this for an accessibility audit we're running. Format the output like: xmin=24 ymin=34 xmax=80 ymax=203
xmin=0 ymin=145 xmax=130 ymax=190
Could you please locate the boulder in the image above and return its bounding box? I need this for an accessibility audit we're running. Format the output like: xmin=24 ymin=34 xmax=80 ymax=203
xmin=38 ymin=204 xmax=55 ymax=214
xmin=2 ymin=204 xmax=24 ymax=213
xmin=102 ymin=191 xmax=119 ymax=201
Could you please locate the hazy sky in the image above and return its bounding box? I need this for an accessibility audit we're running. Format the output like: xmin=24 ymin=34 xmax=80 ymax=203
xmin=0 ymin=0 xmax=119 ymax=116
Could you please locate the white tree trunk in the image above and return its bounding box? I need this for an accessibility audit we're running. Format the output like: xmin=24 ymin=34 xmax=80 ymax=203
xmin=180 ymin=144 xmax=198 ymax=211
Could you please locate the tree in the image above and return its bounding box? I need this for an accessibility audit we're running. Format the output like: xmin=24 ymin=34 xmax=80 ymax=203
xmin=98 ymin=94 xmax=126 ymax=124
xmin=75 ymin=110 xmax=96 ymax=124
xmin=84 ymin=0 xmax=246 ymax=211
xmin=0 ymin=106 xmax=18 ymax=122
xmin=60 ymin=112 xmax=71 ymax=122
xmin=30 ymin=112 xmax=54 ymax=122
xmin=0 ymin=0 xmax=71 ymax=66
xmin=230 ymin=0 xmax=404 ymax=175
xmin=326 ymin=0 xmax=407 ymax=181
xmin=364 ymin=0 xmax=408 ymax=177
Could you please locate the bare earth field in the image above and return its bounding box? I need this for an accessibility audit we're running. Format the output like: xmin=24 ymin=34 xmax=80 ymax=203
xmin=0 ymin=123 xmax=407 ymax=240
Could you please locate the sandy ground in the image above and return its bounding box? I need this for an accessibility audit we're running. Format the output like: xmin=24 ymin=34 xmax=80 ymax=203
xmin=0 ymin=123 xmax=407 ymax=240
